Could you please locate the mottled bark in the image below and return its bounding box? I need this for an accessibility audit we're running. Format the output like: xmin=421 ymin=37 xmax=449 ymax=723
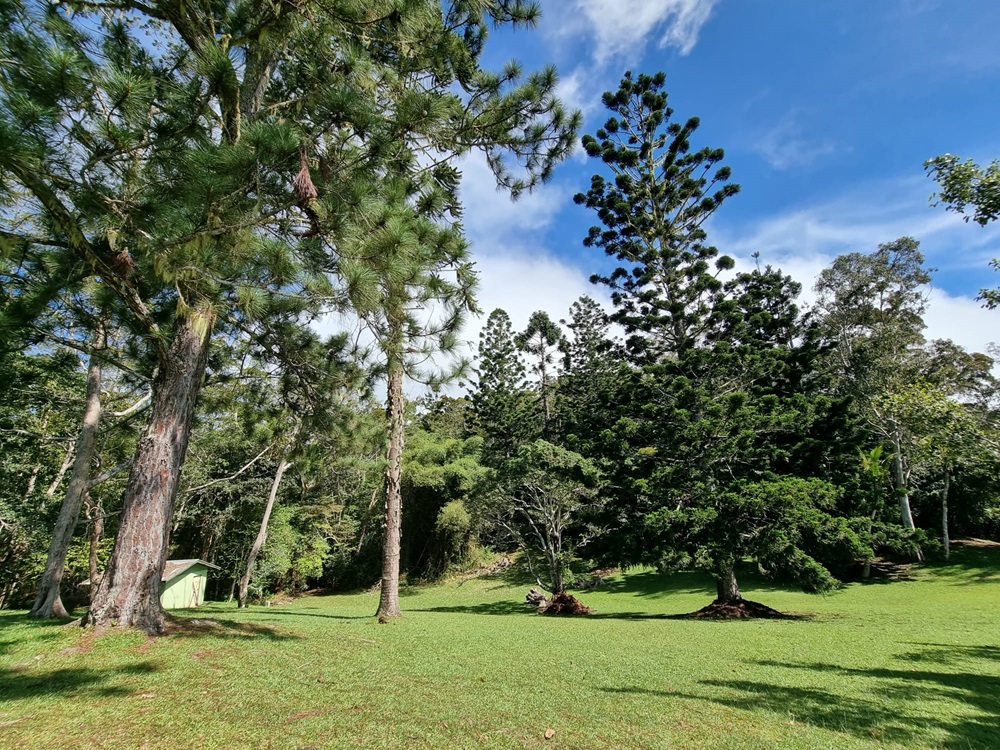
xmin=85 ymin=492 xmax=103 ymax=604
xmin=376 ymin=359 xmax=405 ymax=619
xmin=31 ymin=344 xmax=103 ymax=619
xmin=715 ymin=563 xmax=742 ymax=603
xmin=942 ymin=469 xmax=951 ymax=561
xmin=238 ymin=455 xmax=292 ymax=608
xmin=84 ymin=307 xmax=215 ymax=634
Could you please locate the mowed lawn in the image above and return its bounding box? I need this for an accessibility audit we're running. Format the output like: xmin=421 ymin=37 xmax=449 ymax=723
xmin=1 ymin=544 xmax=997 ymax=750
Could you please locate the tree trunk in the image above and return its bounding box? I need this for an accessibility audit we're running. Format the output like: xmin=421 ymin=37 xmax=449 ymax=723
xmin=44 ymin=440 xmax=77 ymax=510
xmin=30 ymin=343 xmax=103 ymax=619
xmin=238 ymin=456 xmax=292 ymax=608
xmin=715 ymin=562 xmax=742 ymax=604
xmin=892 ymin=430 xmax=916 ymax=529
xmin=942 ymin=469 xmax=950 ymax=561
xmin=85 ymin=492 xmax=103 ymax=605
xmin=376 ymin=357 xmax=405 ymax=619
xmin=84 ymin=307 xmax=215 ymax=634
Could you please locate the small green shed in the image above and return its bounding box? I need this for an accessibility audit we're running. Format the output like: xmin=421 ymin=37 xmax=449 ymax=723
xmin=160 ymin=559 xmax=219 ymax=610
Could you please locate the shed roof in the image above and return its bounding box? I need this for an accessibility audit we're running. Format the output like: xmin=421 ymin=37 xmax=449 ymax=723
xmin=162 ymin=559 xmax=220 ymax=582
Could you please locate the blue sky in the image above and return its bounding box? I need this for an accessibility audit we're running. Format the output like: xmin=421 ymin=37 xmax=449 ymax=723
xmin=456 ymin=0 xmax=1000 ymax=356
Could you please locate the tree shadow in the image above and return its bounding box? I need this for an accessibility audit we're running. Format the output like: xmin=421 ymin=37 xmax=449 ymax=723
xmin=231 ymin=610 xmax=370 ymax=623
xmin=637 ymin=645 xmax=1000 ymax=749
xmin=0 ymin=661 xmax=158 ymax=702
xmin=924 ymin=543 xmax=1000 ymax=586
xmin=594 ymin=570 xmax=715 ymax=599
xmin=410 ymin=601 xmax=533 ymax=616
xmin=164 ymin=616 xmax=305 ymax=638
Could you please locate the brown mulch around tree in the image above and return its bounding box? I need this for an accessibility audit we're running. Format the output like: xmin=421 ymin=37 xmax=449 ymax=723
xmin=673 ymin=598 xmax=796 ymax=620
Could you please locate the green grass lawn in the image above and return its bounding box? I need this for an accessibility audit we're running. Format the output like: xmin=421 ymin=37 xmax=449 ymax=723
xmin=1 ymin=543 xmax=998 ymax=750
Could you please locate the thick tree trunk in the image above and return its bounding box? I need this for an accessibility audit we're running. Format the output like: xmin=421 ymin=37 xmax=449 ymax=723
xmin=30 ymin=344 xmax=103 ymax=619
xmin=942 ymin=469 xmax=950 ymax=561
xmin=84 ymin=308 xmax=215 ymax=634
xmin=376 ymin=359 xmax=405 ymax=619
xmin=238 ymin=456 xmax=292 ymax=608
xmin=715 ymin=563 xmax=742 ymax=604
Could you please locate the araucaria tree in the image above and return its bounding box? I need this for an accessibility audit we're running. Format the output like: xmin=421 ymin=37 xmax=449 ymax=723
xmin=469 ymin=309 xmax=531 ymax=465
xmin=577 ymin=72 xmax=863 ymax=612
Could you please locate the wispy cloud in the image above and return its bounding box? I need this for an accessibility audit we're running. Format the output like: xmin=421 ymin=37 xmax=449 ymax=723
xmin=458 ymin=153 xmax=573 ymax=239
xmin=558 ymin=0 xmax=720 ymax=64
xmin=754 ymin=113 xmax=839 ymax=171
xmin=714 ymin=174 xmax=1000 ymax=355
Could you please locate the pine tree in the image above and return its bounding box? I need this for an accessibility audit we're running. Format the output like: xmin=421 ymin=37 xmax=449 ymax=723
xmin=469 ymin=309 xmax=531 ymax=465
xmin=516 ymin=311 xmax=563 ymax=440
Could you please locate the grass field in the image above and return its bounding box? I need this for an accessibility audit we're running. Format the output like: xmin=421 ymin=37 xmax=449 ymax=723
xmin=1 ymin=543 xmax=998 ymax=749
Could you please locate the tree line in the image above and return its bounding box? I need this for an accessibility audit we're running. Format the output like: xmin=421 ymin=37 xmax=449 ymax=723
xmin=1 ymin=5 xmax=997 ymax=630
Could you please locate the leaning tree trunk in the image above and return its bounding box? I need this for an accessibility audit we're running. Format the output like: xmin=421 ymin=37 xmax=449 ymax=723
xmin=30 ymin=340 xmax=103 ymax=619
xmin=715 ymin=562 xmax=742 ymax=604
xmin=376 ymin=356 xmax=405 ymax=619
xmin=238 ymin=455 xmax=292 ymax=608
xmin=84 ymin=307 xmax=215 ymax=634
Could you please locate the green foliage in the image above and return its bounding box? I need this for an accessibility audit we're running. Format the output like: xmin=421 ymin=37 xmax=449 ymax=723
xmin=401 ymin=421 xmax=490 ymax=579
xmin=491 ymin=439 xmax=604 ymax=593
xmin=926 ymin=154 xmax=1000 ymax=306
xmin=577 ymin=70 xmax=740 ymax=360
xmin=468 ymin=308 xmax=534 ymax=463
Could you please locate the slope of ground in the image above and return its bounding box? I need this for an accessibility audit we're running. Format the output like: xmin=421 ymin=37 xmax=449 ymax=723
xmin=0 ymin=543 xmax=997 ymax=749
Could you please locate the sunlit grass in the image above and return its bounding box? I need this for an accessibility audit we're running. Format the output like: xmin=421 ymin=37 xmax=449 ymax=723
xmin=1 ymin=543 xmax=997 ymax=749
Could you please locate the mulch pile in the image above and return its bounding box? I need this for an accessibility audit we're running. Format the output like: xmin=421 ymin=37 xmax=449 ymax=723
xmin=678 ymin=598 xmax=791 ymax=620
xmin=541 ymin=592 xmax=592 ymax=616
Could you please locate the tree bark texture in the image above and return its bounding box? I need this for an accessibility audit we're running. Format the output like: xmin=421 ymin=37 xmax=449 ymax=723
xmin=715 ymin=563 xmax=742 ymax=603
xmin=30 ymin=344 xmax=103 ymax=618
xmin=892 ymin=430 xmax=916 ymax=529
xmin=84 ymin=308 xmax=215 ymax=634
xmin=238 ymin=455 xmax=292 ymax=608
xmin=85 ymin=492 xmax=103 ymax=605
xmin=942 ymin=469 xmax=950 ymax=561
xmin=376 ymin=360 xmax=405 ymax=619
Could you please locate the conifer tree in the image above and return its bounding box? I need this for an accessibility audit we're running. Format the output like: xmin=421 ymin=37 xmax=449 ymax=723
xmin=0 ymin=0 xmax=578 ymax=631
xmin=578 ymin=73 xmax=864 ymax=611
xmin=469 ymin=309 xmax=531 ymax=465
xmin=516 ymin=311 xmax=563 ymax=439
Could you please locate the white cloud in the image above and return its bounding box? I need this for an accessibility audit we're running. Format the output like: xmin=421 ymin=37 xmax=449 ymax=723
xmin=716 ymin=175 xmax=1000 ymax=271
xmin=555 ymin=0 xmax=719 ymax=64
xmin=755 ymin=113 xmax=839 ymax=171
xmin=457 ymin=153 xmax=572 ymax=239
xmin=714 ymin=176 xmax=1000 ymax=357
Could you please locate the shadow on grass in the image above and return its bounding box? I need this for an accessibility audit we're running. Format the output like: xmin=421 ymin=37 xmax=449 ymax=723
xmin=0 ymin=661 xmax=158 ymax=702
xmin=231 ymin=610 xmax=371 ymax=623
xmin=165 ymin=615 xmax=304 ymax=638
xmin=923 ymin=542 xmax=1000 ymax=586
xmin=617 ymin=645 xmax=1000 ymax=749
xmin=410 ymin=601 xmax=532 ymax=616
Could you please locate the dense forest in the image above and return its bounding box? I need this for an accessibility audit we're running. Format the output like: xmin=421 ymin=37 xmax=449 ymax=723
xmin=2 ymin=0 xmax=998 ymax=635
